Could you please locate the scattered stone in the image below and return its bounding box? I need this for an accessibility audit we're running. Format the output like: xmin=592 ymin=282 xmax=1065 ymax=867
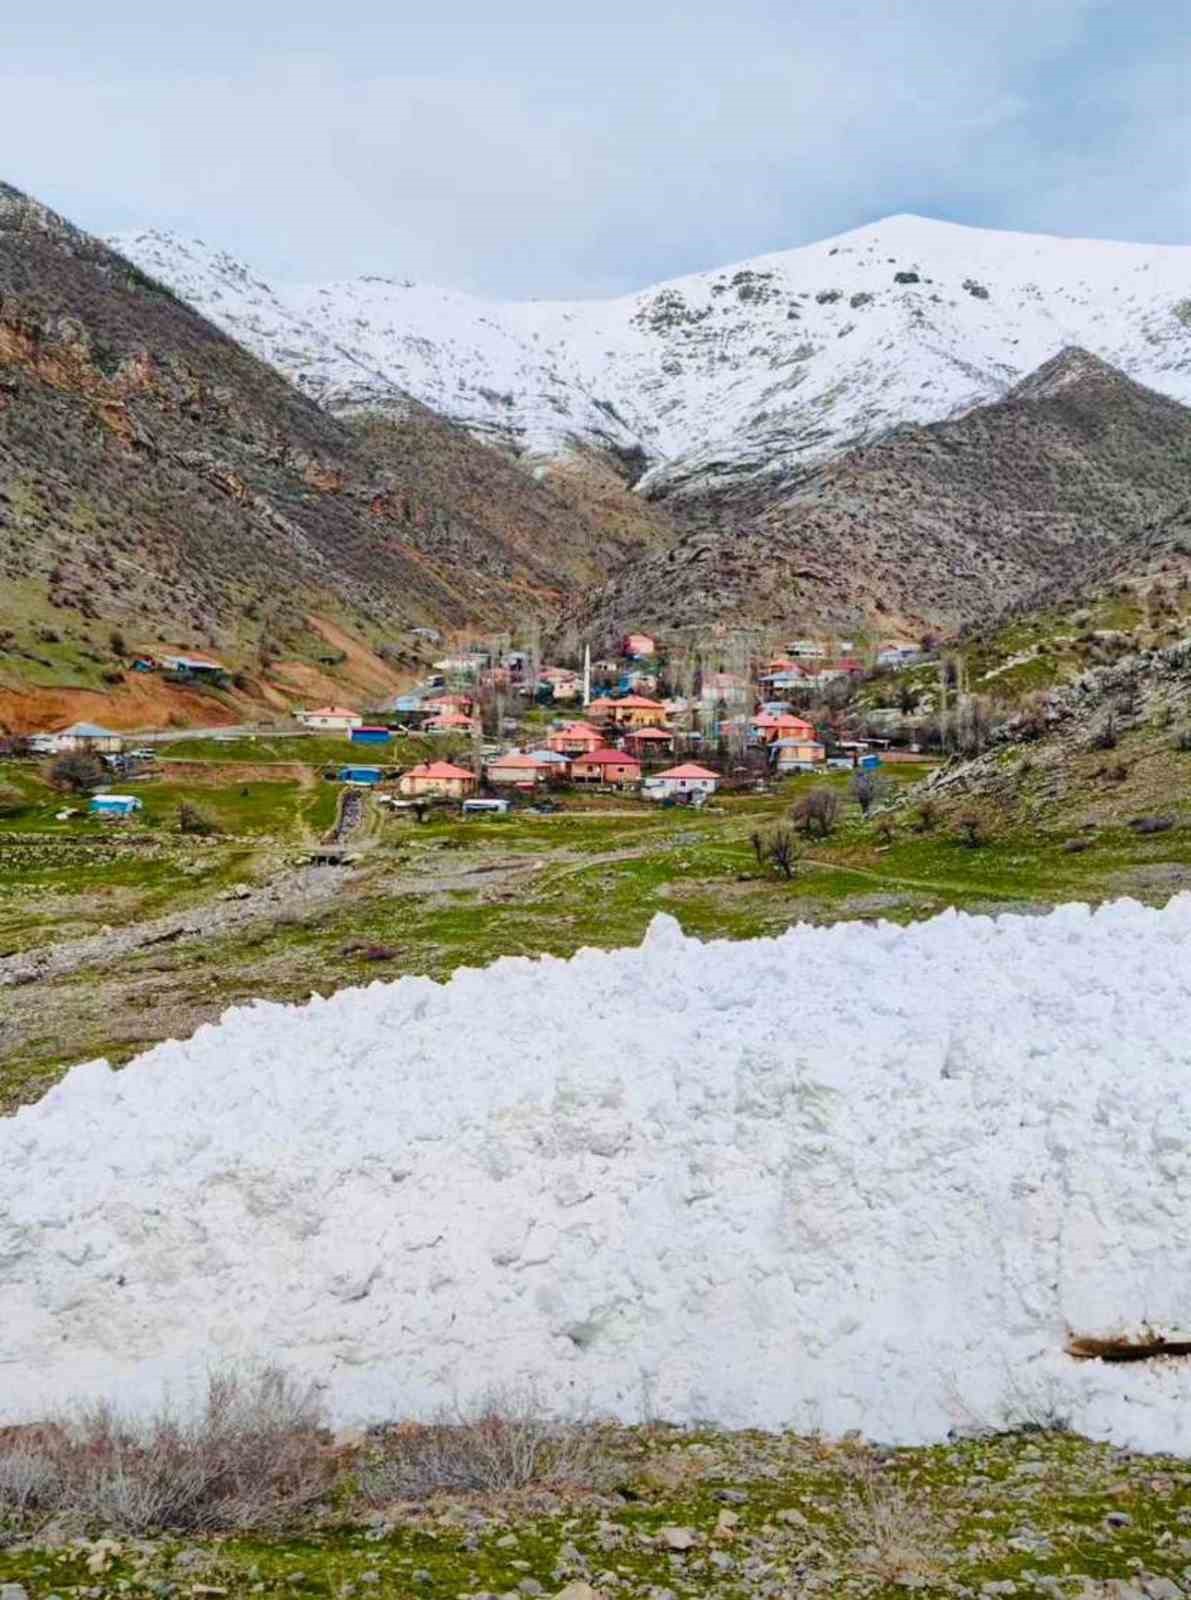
xmin=1106 ymin=1511 xmax=1135 ymax=1529
xmin=658 ymin=1526 xmax=698 ymax=1552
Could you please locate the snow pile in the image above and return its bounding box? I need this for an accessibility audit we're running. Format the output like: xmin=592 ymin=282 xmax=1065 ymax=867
xmin=111 ymin=215 xmax=1191 ymax=490
xmin=3 ymin=900 xmax=1191 ymax=1451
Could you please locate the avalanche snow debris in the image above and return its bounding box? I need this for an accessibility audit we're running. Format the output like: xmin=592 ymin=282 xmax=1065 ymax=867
xmin=2 ymin=901 xmax=1191 ymax=1451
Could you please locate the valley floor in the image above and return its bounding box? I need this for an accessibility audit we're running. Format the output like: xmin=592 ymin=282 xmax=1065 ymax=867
xmin=2 ymin=736 xmax=1191 ymax=1109
xmin=2 ymin=1424 xmax=1189 ymax=1600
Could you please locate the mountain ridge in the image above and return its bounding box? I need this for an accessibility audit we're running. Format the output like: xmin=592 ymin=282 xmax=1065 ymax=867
xmin=112 ymin=213 xmax=1191 ymax=503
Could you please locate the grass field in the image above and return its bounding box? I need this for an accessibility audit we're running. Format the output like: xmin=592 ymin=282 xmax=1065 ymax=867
xmin=2 ymin=739 xmax=1190 ymax=1110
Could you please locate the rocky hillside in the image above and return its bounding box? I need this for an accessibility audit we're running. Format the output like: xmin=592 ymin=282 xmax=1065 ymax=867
xmin=113 ymin=213 xmax=1191 ymax=501
xmin=563 ymin=351 xmax=1191 ymax=638
xmin=0 ymin=182 xmax=675 ymax=727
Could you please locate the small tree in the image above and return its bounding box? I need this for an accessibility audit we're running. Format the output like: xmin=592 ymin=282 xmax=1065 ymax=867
xmin=48 ymin=750 xmax=106 ymax=793
xmin=109 ymin=627 xmax=127 ymax=657
xmin=914 ymin=798 xmax=939 ymax=832
xmin=792 ymin=786 xmax=842 ymax=838
xmin=766 ymin=826 xmax=800 ymax=880
xmin=850 ymin=768 xmax=892 ymax=816
xmin=0 ymin=781 xmax=27 ymax=817
xmin=178 ymin=800 xmax=221 ymax=836
xmin=957 ymin=814 xmax=987 ymax=849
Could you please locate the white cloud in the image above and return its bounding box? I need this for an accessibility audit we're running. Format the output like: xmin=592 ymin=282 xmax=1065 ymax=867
xmin=0 ymin=0 xmax=1184 ymax=297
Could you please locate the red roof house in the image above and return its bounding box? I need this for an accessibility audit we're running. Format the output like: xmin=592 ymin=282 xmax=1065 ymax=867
xmin=570 ymin=748 xmax=643 ymax=786
xmin=398 ymin=761 xmax=477 ymax=799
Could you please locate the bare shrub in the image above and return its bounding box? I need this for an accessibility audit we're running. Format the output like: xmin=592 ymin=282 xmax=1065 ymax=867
xmin=1089 ymin=713 xmax=1118 ymax=751
xmin=358 ymin=1386 xmax=610 ymax=1504
xmin=0 ymin=782 xmax=27 ymax=818
xmin=850 ymin=769 xmax=892 ymax=816
xmin=914 ymin=798 xmax=939 ymax=833
xmin=792 ymin=786 xmax=842 ymax=838
xmin=178 ymin=800 xmax=221 ymax=836
xmin=840 ymin=1458 xmax=946 ymax=1587
xmin=0 ymin=1367 xmax=330 ymax=1536
xmin=48 ymin=751 xmax=106 ymax=793
xmin=1176 ymin=728 xmax=1191 ymax=753
xmin=956 ymin=815 xmax=987 ymax=848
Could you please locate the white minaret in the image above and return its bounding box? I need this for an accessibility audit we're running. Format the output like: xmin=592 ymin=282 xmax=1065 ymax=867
xmin=583 ymin=643 xmax=591 ymax=707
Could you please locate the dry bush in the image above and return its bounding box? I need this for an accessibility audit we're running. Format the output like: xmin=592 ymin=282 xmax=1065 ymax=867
xmin=48 ymin=750 xmax=106 ymax=793
xmin=178 ymin=800 xmax=221 ymax=836
xmin=0 ymin=1367 xmax=330 ymax=1537
xmin=791 ymin=786 xmax=842 ymax=838
xmin=358 ymin=1386 xmax=611 ymax=1504
xmin=840 ymin=1459 xmax=946 ymax=1587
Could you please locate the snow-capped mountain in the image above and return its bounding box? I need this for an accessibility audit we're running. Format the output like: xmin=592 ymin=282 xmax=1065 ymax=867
xmin=112 ymin=216 xmax=1191 ymax=496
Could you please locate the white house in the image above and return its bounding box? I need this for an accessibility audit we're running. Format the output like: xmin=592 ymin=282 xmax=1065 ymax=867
xmin=52 ymin=722 xmax=124 ymax=754
xmin=644 ymin=763 xmax=720 ymax=800
xmin=297 ymin=706 xmax=363 ymax=732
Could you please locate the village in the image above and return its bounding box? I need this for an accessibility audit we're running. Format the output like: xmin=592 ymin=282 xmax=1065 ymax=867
xmin=6 ymin=628 xmax=927 ymax=825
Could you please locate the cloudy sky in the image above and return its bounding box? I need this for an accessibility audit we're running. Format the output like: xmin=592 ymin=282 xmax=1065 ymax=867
xmin=4 ymin=0 xmax=1187 ymax=298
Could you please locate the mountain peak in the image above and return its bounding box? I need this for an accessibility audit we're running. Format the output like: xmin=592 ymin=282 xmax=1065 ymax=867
xmin=1009 ymin=346 xmax=1134 ymax=401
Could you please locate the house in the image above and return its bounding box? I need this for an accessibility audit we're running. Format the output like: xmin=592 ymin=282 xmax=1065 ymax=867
xmin=424 ymin=712 xmax=479 ymax=734
xmin=772 ymin=738 xmax=826 ymax=773
xmin=588 ymin=694 xmax=667 ymax=730
xmin=424 ymin=692 xmax=475 ymax=717
xmin=546 ymin=722 xmax=603 ymax=756
xmin=53 ymin=722 xmax=124 ymax=754
xmin=700 ymin=671 xmax=750 ymax=705
xmin=350 ymin=726 xmax=392 ymax=745
xmin=398 ymin=761 xmax=477 ymax=800
xmin=299 ymin=706 xmax=362 ymax=732
xmin=751 ymin=713 xmax=816 ymax=745
xmin=786 ymin=640 xmax=826 ymax=659
xmin=337 ymin=765 xmax=384 ymax=785
xmin=525 ymin=748 xmax=572 ymax=776
xmin=644 ymin=763 xmax=720 ymax=799
xmin=570 ymin=749 xmax=642 ymax=787
xmin=486 ymin=751 xmax=550 ymax=786
xmin=89 ymin=793 xmax=143 ymax=818
xmin=623 ymin=632 xmax=656 ymax=659
xmin=623 ymin=726 xmax=674 ymax=758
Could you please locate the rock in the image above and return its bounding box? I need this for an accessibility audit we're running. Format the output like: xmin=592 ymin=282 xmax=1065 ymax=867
xmin=658 ymin=1526 xmax=698 ymax=1552
xmin=0 ymin=1585 xmax=30 ymax=1600
xmin=716 ymin=1488 xmax=748 ymax=1503
xmin=775 ymin=1508 xmax=810 ymax=1528
xmin=553 ymin=1586 xmax=605 ymax=1600
xmin=1143 ymin=1582 xmax=1184 ymax=1600
xmin=1106 ymin=1512 xmax=1135 ymax=1530
xmin=413 ymin=1572 xmax=434 ymax=1587
xmin=495 ymin=1534 xmax=520 ymax=1549
xmin=518 ymin=1583 xmax=545 ymax=1597
xmin=359 ymin=1578 xmax=381 ymax=1589
xmin=714 ymin=1509 xmax=740 ymax=1539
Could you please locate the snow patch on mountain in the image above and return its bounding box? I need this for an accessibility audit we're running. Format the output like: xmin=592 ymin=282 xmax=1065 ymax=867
xmin=4 ymin=899 xmax=1191 ymax=1451
xmin=112 ymin=215 xmax=1191 ymax=494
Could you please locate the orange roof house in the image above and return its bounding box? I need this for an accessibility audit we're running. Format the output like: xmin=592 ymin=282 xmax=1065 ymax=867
xmin=588 ymin=694 xmax=668 ymax=730
xmin=398 ymin=761 xmax=477 ymax=799
xmin=570 ymin=748 xmax=643 ymax=786
xmin=623 ymin=725 xmax=674 ymax=757
xmin=485 ymin=751 xmax=549 ymax=786
xmin=645 ymin=762 xmax=720 ymax=797
xmin=425 ymin=712 xmax=480 ymax=734
xmin=546 ymin=722 xmax=604 ymax=755
xmin=623 ymin=632 xmax=656 ymax=659
xmin=751 ymin=712 xmax=816 ymax=744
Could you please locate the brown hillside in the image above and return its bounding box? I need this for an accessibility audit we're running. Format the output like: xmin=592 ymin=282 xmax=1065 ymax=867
xmin=0 ymin=181 xmax=678 ymax=728
xmin=569 ymin=349 xmax=1191 ymax=640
